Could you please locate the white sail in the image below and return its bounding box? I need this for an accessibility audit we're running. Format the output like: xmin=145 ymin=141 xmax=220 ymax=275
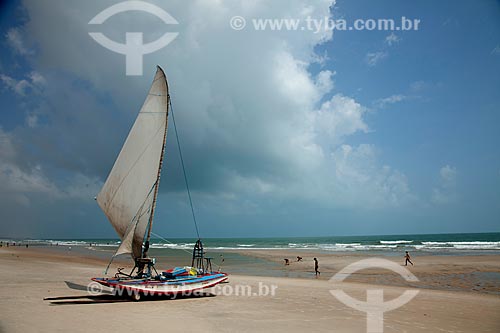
xmin=97 ymin=67 xmax=169 ymax=259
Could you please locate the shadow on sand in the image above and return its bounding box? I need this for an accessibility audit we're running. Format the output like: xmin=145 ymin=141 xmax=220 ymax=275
xmin=44 ymin=280 xmax=217 ymax=305
xmin=44 ymin=292 xmax=216 ymax=305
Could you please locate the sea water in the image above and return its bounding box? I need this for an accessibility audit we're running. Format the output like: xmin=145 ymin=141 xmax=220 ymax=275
xmin=15 ymin=232 xmax=500 ymax=253
xmin=5 ymin=232 xmax=499 ymax=279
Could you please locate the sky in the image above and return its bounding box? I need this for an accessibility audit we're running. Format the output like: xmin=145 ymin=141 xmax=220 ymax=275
xmin=0 ymin=0 xmax=499 ymax=239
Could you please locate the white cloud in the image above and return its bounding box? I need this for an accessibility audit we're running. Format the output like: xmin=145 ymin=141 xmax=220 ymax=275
xmin=0 ymin=71 xmax=45 ymax=96
xmin=0 ymin=74 xmax=31 ymax=96
xmin=29 ymin=71 xmax=46 ymax=86
xmin=491 ymin=45 xmax=500 ymax=55
xmin=375 ymin=94 xmax=407 ymax=108
xmin=311 ymin=49 xmax=330 ymax=66
xmin=0 ymin=71 xmax=46 ymax=127
xmin=330 ymin=144 xmax=415 ymax=208
xmin=431 ymin=165 xmax=457 ymax=204
xmin=365 ymin=33 xmax=400 ymax=67
xmin=440 ymin=165 xmax=457 ymax=183
xmin=314 ymin=94 xmax=368 ymax=146
xmin=315 ymin=69 xmax=335 ymax=95
xmin=273 ymin=51 xmax=326 ymax=107
xmin=5 ymin=28 xmax=33 ymax=55
xmin=385 ymin=32 xmax=401 ymax=46
xmin=365 ymin=51 xmax=387 ymax=67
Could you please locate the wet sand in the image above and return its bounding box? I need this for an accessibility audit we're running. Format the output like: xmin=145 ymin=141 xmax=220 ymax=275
xmin=0 ymin=246 xmax=499 ymax=332
xmin=232 ymin=249 xmax=500 ymax=295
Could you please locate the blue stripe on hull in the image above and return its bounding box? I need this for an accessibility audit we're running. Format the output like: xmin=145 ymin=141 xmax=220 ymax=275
xmin=92 ymin=273 xmax=227 ymax=287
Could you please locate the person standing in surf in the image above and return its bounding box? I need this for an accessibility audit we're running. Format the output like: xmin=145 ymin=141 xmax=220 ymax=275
xmin=404 ymin=251 xmax=414 ymax=266
xmin=313 ymin=258 xmax=320 ymax=277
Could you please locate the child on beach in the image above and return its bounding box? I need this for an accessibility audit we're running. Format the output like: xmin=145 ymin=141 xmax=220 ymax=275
xmin=404 ymin=251 xmax=414 ymax=266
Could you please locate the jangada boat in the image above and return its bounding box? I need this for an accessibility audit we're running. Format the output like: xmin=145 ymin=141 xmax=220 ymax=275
xmin=91 ymin=66 xmax=228 ymax=301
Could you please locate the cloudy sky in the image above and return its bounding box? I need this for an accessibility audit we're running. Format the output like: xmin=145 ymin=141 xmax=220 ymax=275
xmin=0 ymin=0 xmax=499 ymax=239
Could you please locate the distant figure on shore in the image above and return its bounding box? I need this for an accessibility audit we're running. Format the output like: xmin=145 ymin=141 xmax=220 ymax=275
xmin=404 ymin=251 xmax=414 ymax=266
xmin=314 ymin=258 xmax=320 ymax=276
xmin=218 ymin=254 xmax=225 ymax=271
xmin=284 ymin=258 xmax=290 ymax=265
xmin=297 ymin=256 xmax=303 ymax=262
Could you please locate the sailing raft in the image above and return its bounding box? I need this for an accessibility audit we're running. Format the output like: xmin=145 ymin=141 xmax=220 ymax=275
xmin=91 ymin=66 xmax=228 ymax=301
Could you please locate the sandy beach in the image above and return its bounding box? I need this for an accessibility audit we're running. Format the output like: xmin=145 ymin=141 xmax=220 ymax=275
xmin=1 ymin=246 xmax=499 ymax=332
xmin=236 ymin=249 xmax=500 ymax=295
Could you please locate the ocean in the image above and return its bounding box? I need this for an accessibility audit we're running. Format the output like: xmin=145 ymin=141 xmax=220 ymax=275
xmin=4 ymin=232 xmax=500 ymax=283
xmin=10 ymin=232 xmax=500 ymax=254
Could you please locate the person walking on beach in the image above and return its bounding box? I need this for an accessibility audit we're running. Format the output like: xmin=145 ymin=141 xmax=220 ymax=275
xmin=313 ymin=258 xmax=320 ymax=277
xmin=404 ymin=251 xmax=414 ymax=266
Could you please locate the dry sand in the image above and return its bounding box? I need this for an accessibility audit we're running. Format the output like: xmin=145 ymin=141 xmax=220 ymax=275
xmin=0 ymin=247 xmax=499 ymax=332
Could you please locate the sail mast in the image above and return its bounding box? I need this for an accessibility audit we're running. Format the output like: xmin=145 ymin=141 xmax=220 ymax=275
xmin=143 ymin=67 xmax=169 ymax=258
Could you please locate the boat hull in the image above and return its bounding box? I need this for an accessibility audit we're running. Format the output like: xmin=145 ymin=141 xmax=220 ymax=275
xmin=91 ymin=272 xmax=228 ymax=296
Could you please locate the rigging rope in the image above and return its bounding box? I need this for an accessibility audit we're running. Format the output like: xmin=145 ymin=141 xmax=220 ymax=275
xmin=169 ymin=99 xmax=201 ymax=240
xmin=151 ymin=231 xmax=193 ymax=256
